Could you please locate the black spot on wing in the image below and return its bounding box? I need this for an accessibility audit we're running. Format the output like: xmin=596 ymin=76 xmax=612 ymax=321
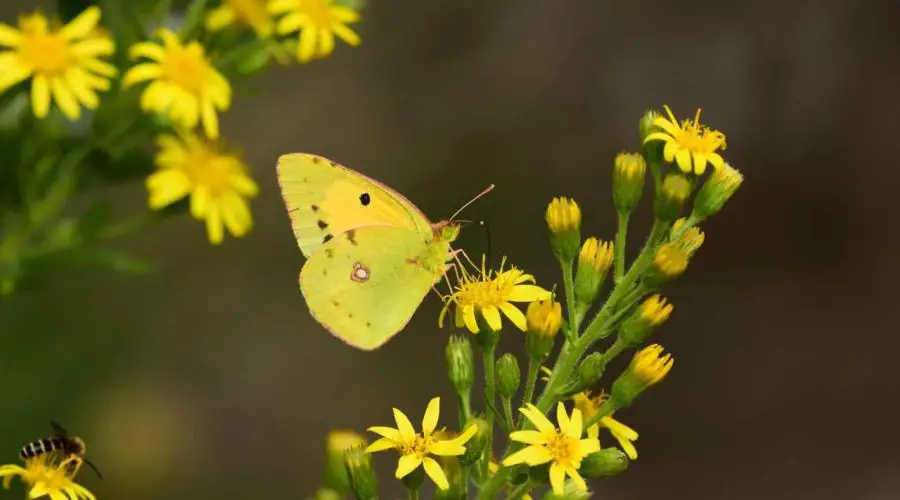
xmin=311 ymin=156 xmax=321 ymax=164
xmin=323 ymin=234 xmax=333 ymax=243
xmin=311 ymin=204 xmax=319 ymax=212
xmin=317 ymin=220 xmax=328 ymax=230
xmin=360 ymin=193 xmax=371 ymax=206
xmin=346 ymin=230 xmax=357 ymax=245
xmin=325 ymin=249 xmax=334 ymax=258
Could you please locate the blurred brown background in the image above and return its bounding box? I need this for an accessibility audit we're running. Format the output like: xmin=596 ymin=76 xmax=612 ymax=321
xmin=2 ymin=0 xmax=900 ymax=498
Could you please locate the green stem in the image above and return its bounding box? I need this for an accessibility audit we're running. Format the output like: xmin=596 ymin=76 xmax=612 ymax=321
xmin=518 ymin=358 xmax=539 ymax=425
xmin=482 ymin=344 xmax=496 ymax=478
xmin=502 ymin=397 xmax=514 ymax=431
xmin=600 ymin=338 xmax=627 ymax=365
xmin=457 ymin=388 xmax=472 ymax=428
xmin=406 ymin=488 xmax=419 ymax=500
xmin=582 ymin=398 xmax=619 ymax=431
xmin=507 ymin=480 xmax=537 ymax=500
xmin=615 ymin=211 xmax=629 ymax=283
xmin=561 ymin=260 xmax=579 ymax=338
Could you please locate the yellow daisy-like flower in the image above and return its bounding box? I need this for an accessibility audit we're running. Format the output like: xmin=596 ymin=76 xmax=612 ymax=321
xmin=439 ymin=257 xmax=552 ymax=334
xmin=146 ymin=132 xmax=259 ymax=244
xmin=0 ymin=7 xmax=116 ymax=120
xmin=207 ymin=0 xmax=275 ymax=38
xmin=123 ymin=29 xmax=231 ymax=139
xmin=270 ymin=0 xmax=361 ymax=63
xmin=0 ymin=454 xmax=95 ymax=500
xmin=504 ymin=403 xmax=600 ymax=494
xmin=572 ymin=390 xmax=639 ymax=460
xmin=365 ymin=397 xmax=477 ymax=491
xmin=643 ymin=105 xmax=727 ymax=175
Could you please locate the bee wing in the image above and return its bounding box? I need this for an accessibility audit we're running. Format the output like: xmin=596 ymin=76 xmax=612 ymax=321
xmin=50 ymin=421 xmax=68 ymax=438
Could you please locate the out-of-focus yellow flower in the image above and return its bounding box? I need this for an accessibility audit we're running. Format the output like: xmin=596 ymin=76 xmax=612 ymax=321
xmin=146 ymin=132 xmax=258 ymax=244
xmin=206 ymin=0 xmax=276 ymax=37
xmin=671 ymin=218 xmax=705 ymax=256
xmin=365 ymin=397 xmax=477 ymax=491
xmin=503 ymin=403 xmax=600 ymax=495
xmin=571 ymin=391 xmax=639 ymax=460
xmin=0 ymin=7 xmax=116 ymax=120
xmin=270 ymin=0 xmax=361 ymax=63
xmin=439 ymin=257 xmax=551 ymax=334
xmin=0 ymin=454 xmax=95 ymax=500
xmin=643 ymin=105 xmax=727 ymax=175
xmin=124 ymin=29 xmax=231 ymax=139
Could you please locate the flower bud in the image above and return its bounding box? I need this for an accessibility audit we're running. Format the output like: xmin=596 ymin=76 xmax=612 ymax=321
xmin=611 ymin=344 xmax=673 ymax=407
xmin=496 ymin=353 xmax=521 ymax=399
xmin=546 ymin=197 xmax=582 ymax=263
xmin=344 ymin=445 xmax=377 ymax=500
xmin=575 ymin=238 xmax=613 ymax=307
xmin=525 ymin=300 xmax=562 ymax=360
xmin=313 ymin=488 xmax=342 ymax=500
xmin=459 ymin=416 xmax=490 ymax=467
xmin=324 ymin=430 xmax=366 ymax=492
xmin=612 ymin=152 xmax=646 ymax=213
xmin=671 ymin=218 xmax=705 ymax=257
xmin=645 ymin=243 xmax=688 ymax=287
xmin=445 ymin=335 xmax=474 ymax=394
xmin=619 ymin=294 xmax=673 ymax=347
xmin=654 ymin=174 xmax=691 ymax=222
xmin=580 ymin=448 xmax=629 ymax=478
xmin=693 ymin=163 xmax=743 ymax=219
xmin=576 ymin=352 xmax=606 ymax=388
xmin=639 ymin=109 xmax=663 ymax=165
xmin=540 ymin=479 xmax=593 ymax=499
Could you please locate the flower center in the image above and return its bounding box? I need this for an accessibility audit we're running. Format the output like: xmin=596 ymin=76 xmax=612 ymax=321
xmin=183 ymin=147 xmax=234 ymax=196
xmin=547 ymin=432 xmax=580 ymax=466
xmin=673 ymin=111 xmax=726 ymax=154
xmin=400 ymin=434 xmax=433 ymax=459
xmin=162 ymin=46 xmax=209 ymax=95
xmin=301 ymin=0 xmax=333 ymax=27
xmin=19 ymin=33 xmax=70 ymax=75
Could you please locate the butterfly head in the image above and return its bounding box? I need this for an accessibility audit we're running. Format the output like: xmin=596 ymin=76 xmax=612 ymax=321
xmin=432 ymin=221 xmax=461 ymax=243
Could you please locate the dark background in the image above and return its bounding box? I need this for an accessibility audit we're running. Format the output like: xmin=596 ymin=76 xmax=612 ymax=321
xmin=1 ymin=0 xmax=899 ymax=498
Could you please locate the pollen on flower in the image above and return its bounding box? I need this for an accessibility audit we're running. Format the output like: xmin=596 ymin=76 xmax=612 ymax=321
xmin=643 ymin=105 xmax=727 ymax=175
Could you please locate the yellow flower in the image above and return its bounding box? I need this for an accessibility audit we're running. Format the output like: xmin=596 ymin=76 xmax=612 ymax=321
xmin=503 ymin=403 xmax=600 ymax=494
xmin=207 ymin=0 xmax=275 ymax=37
xmin=146 ymin=132 xmax=258 ymax=244
xmin=124 ymin=29 xmax=231 ymax=139
xmin=631 ymin=344 xmax=673 ymax=386
xmin=0 ymin=7 xmax=116 ymax=120
xmin=526 ymin=299 xmax=563 ymax=339
xmin=0 ymin=454 xmax=95 ymax=500
xmin=365 ymin=397 xmax=477 ymax=491
xmin=572 ymin=391 xmax=639 ymax=460
xmin=651 ymin=243 xmax=689 ymax=280
xmin=643 ymin=105 xmax=727 ymax=175
xmin=545 ymin=197 xmax=581 ymax=234
xmin=270 ymin=0 xmax=361 ymax=63
xmin=440 ymin=258 xmax=551 ymax=334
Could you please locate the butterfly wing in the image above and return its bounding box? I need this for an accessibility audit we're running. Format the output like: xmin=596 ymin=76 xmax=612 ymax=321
xmin=277 ymin=153 xmax=433 ymax=257
xmin=300 ymin=225 xmax=452 ymax=350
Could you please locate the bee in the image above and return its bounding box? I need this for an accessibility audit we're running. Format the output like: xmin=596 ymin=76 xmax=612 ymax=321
xmin=19 ymin=421 xmax=102 ymax=479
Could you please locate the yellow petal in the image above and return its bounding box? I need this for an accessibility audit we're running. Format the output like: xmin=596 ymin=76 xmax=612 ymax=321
xmin=499 ymin=302 xmax=527 ymax=331
xmin=331 ymin=6 xmax=360 ymax=23
xmin=364 ymin=437 xmax=397 ymax=453
xmin=122 ymin=63 xmax=161 ymax=87
xmin=317 ymin=28 xmax=334 ymax=58
xmin=507 ymin=284 xmax=551 ymax=302
xmin=567 ymin=408 xmax=583 ymax=439
xmin=158 ymin=28 xmax=181 ymax=50
xmin=205 ymin=6 xmax=236 ymax=32
xmin=29 ymin=483 xmax=49 ymax=499
xmin=693 ymin=152 xmax=708 ymax=174
xmin=332 ymin=23 xmax=361 ymax=46
xmin=662 ymin=140 xmax=678 ymax=163
xmin=587 ymin=424 xmax=599 ymax=440
xmin=578 ymin=437 xmax=601 ymax=456
xmin=277 ymin=12 xmax=308 ymax=34
xmin=0 ymin=24 xmax=22 ymax=47
xmin=205 ymin=204 xmax=224 ymax=244
xmin=79 ymin=58 xmax=117 ymax=77
xmin=129 ymin=42 xmax=167 ymax=61
xmin=567 ymin=466 xmax=588 ymax=492
xmin=395 ymin=454 xmax=422 ymax=479
xmin=601 ymin=417 xmax=638 ymax=441
xmin=51 ymin=77 xmax=81 ymax=120
xmin=70 ymin=38 xmax=114 ymax=57
xmin=60 ymin=6 xmax=101 ymax=40
xmin=201 ymin=97 xmax=220 ymax=139
xmin=422 ymin=457 xmax=449 ymax=490
xmin=269 ymin=0 xmax=299 ymax=14
xmin=222 ymin=198 xmax=251 ymax=236
xmin=421 ymin=397 xmax=440 ymax=436
xmin=708 ymin=153 xmax=725 ymax=171
xmin=508 ymin=430 xmax=550 ymax=445
xmin=367 ymin=426 xmax=402 ymax=441
xmin=613 ymin=434 xmax=637 ymax=460
xmin=555 ymin=402 xmax=570 ymax=434
xmin=31 ymin=74 xmax=50 ymax=118
xmin=549 ymin=462 xmax=566 ymax=494
xmin=503 ymin=444 xmax=553 ymax=466
xmin=462 ymin=304 xmax=479 ymax=334
xmin=0 ymin=59 xmax=32 ymax=93
xmin=65 ymin=70 xmax=100 ymax=109
xmin=481 ymin=304 xmax=501 ymax=331
xmin=297 ymin=27 xmax=317 ymax=63
xmin=393 ymin=408 xmax=416 ymax=442
xmin=674 ymin=148 xmax=691 ymax=173
xmin=453 ymin=423 xmax=477 ymax=444
xmin=428 ymin=440 xmax=465 ymax=456
xmin=519 ymin=404 xmax=555 ymax=435
xmin=643 ymin=131 xmax=675 ymax=145
xmin=650 ymin=115 xmax=680 ymax=137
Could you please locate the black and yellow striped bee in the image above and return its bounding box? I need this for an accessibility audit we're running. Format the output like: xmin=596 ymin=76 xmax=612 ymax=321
xmin=19 ymin=422 xmax=102 ymax=479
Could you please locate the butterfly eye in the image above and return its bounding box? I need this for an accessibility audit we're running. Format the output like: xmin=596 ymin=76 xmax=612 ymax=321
xmin=359 ymin=193 xmax=371 ymax=206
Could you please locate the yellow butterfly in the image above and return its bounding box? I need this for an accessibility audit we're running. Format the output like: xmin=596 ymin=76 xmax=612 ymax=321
xmin=277 ymin=153 xmax=491 ymax=350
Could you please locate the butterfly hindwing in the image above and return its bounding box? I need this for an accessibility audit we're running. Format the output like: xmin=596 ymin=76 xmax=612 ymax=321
xmin=277 ymin=153 xmax=433 ymax=257
xmin=299 ymin=225 xmax=451 ymax=350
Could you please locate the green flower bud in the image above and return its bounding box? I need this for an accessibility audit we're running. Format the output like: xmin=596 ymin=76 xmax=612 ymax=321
xmin=611 ymin=344 xmax=673 ymax=408
xmin=496 ymin=353 xmax=521 ymax=399
xmin=671 ymin=218 xmax=705 ymax=257
xmin=654 ymin=174 xmax=692 ymax=222
xmin=693 ymin=163 xmax=743 ymax=219
xmin=546 ymin=197 xmax=582 ymax=263
xmin=525 ymin=300 xmax=562 ymax=361
xmin=539 ymin=479 xmax=593 ymax=499
xmin=459 ymin=416 xmax=490 ymax=467
xmin=639 ymin=109 xmax=663 ymax=165
xmin=344 ymin=446 xmax=377 ymax=500
xmin=446 ymin=335 xmax=475 ymax=394
xmin=313 ymin=488 xmax=342 ymax=500
xmin=580 ymin=448 xmax=629 ymax=478
xmin=612 ymin=152 xmax=646 ymax=213
xmin=324 ymin=430 xmax=366 ymax=492
xmin=575 ymin=238 xmax=614 ymax=308
xmin=619 ymin=294 xmax=673 ymax=347
xmin=576 ymin=352 xmax=606 ymax=388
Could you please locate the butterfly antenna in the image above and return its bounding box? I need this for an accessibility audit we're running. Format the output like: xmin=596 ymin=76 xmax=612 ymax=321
xmin=449 ymin=184 xmax=495 ymax=222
